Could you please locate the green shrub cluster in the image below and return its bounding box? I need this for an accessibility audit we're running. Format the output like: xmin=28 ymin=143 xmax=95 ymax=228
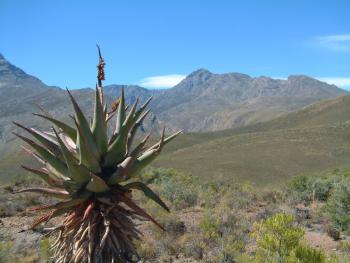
xmin=248 ymin=213 xmax=334 ymax=263
xmin=286 ymin=169 xmax=350 ymax=233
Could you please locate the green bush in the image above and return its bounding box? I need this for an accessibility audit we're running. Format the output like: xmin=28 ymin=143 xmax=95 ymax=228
xmin=198 ymin=205 xmax=248 ymax=262
xmin=0 ymin=241 xmax=12 ymax=263
xmin=249 ymin=213 xmax=332 ymax=263
xmin=252 ymin=213 xmax=304 ymax=259
xmin=325 ymin=181 xmax=350 ymax=232
xmin=292 ymin=245 xmax=330 ymax=263
xmin=286 ymin=175 xmax=313 ymax=204
xmin=286 ymin=170 xmax=350 ymax=204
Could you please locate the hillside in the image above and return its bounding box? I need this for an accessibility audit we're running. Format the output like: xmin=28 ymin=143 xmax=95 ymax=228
xmin=153 ymin=95 xmax=350 ymax=186
xmin=234 ymin=94 xmax=350 ymax=133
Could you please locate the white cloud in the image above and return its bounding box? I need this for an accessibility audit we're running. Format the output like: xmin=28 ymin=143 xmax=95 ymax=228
xmin=312 ymin=34 xmax=350 ymax=52
xmin=316 ymin=77 xmax=350 ymax=88
xmin=139 ymin=74 xmax=186 ymax=89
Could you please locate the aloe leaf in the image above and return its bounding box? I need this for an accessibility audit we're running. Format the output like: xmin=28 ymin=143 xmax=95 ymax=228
xmin=63 ymin=180 xmax=82 ymax=193
xmin=127 ymin=109 xmax=151 ymax=150
xmin=128 ymin=149 xmax=159 ymax=179
xmin=123 ymin=97 xmax=139 ymax=129
xmin=92 ymin=87 xmax=108 ymax=155
xmin=31 ymin=206 xmax=76 ymax=229
xmin=119 ymin=194 xmax=164 ymax=231
xmin=123 ymin=182 xmax=169 ymax=212
xmin=21 ymin=165 xmax=63 ymax=187
xmin=15 ymin=187 xmax=70 ymax=199
xmin=53 ymin=128 xmax=90 ymax=183
xmin=115 ymin=87 xmax=125 ymax=135
xmin=33 ymin=113 xmax=76 ymax=141
xmin=104 ymin=126 xmax=128 ymax=167
xmin=21 ymin=146 xmax=45 ymax=164
xmin=146 ymin=130 xmax=182 ymax=152
xmin=86 ymin=173 xmax=110 ymax=193
xmin=14 ymin=132 xmax=68 ymax=177
xmin=74 ymin=119 xmax=101 ymax=173
xmin=108 ymin=134 xmax=151 ymax=184
xmin=54 ymin=196 xmax=89 ymax=210
xmin=133 ymin=96 xmax=152 ymax=123
xmin=13 ymin=122 xmax=62 ymax=157
xmin=66 ymin=89 xmax=100 ymax=159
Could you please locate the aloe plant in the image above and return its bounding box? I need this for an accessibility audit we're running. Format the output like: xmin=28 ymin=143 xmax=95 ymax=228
xmin=13 ymin=47 xmax=181 ymax=262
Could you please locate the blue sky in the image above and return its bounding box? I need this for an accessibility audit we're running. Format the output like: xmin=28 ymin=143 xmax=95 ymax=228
xmin=1 ymin=0 xmax=350 ymax=89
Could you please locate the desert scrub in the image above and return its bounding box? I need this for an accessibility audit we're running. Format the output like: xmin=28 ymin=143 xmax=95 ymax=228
xmin=247 ymin=213 xmax=334 ymax=263
xmin=198 ymin=180 xmax=257 ymax=210
xmin=140 ymin=168 xmax=199 ymax=210
xmin=0 ymin=241 xmax=12 ymax=263
xmin=286 ymin=168 xmax=350 ymax=205
xmin=198 ymin=205 xmax=248 ymax=261
xmin=324 ymin=180 xmax=350 ymax=233
xmin=139 ymin=204 xmax=188 ymax=259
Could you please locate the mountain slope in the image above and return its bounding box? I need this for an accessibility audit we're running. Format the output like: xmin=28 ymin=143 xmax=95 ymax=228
xmin=233 ymin=94 xmax=350 ymax=134
xmin=0 ymin=54 xmax=347 ymax=135
xmin=153 ymin=95 xmax=350 ymax=186
xmin=151 ymin=69 xmax=347 ymax=131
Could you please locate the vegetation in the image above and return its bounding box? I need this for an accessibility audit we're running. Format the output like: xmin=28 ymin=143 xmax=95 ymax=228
xmin=2 ymin=167 xmax=350 ymax=262
xmin=12 ymin=49 xmax=180 ymax=262
xmin=249 ymin=213 xmax=332 ymax=263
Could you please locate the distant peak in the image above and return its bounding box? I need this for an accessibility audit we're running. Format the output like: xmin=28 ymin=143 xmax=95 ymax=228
xmin=287 ymin=75 xmax=314 ymax=81
xmin=227 ymin=72 xmax=251 ymax=79
xmin=188 ymin=68 xmax=212 ymax=77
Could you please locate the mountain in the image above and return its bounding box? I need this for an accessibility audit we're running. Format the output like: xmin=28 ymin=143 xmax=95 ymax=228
xmin=0 ymin=54 xmax=347 ymax=136
xmin=104 ymin=84 xmax=160 ymax=102
xmin=0 ymin=55 xmax=102 ymax=142
xmin=151 ymin=69 xmax=347 ymax=132
xmin=0 ymin=55 xmax=161 ymax=142
xmin=0 ymin=53 xmax=349 ymax=184
xmin=153 ymin=94 xmax=350 ymax=186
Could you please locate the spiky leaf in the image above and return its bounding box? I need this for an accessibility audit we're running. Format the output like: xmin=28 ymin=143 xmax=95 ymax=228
xmin=123 ymin=182 xmax=169 ymax=212
xmin=14 ymin=132 xmax=68 ymax=177
xmin=115 ymin=87 xmax=126 ymax=135
xmin=92 ymin=87 xmax=108 ymax=155
xmin=53 ymin=128 xmax=91 ymax=183
xmin=74 ymin=119 xmax=101 ymax=173
xmin=67 ymin=89 xmax=100 ymax=159
xmin=33 ymin=113 xmax=77 ymax=141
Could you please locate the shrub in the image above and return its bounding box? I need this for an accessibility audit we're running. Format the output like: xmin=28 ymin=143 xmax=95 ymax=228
xmin=0 ymin=241 xmax=12 ymax=263
xmin=337 ymin=240 xmax=350 ymax=252
xmin=286 ymin=175 xmax=313 ymax=204
xmin=250 ymin=213 xmax=332 ymax=263
xmin=324 ymin=181 xmax=350 ymax=232
xmin=252 ymin=213 xmax=304 ymax=258
xmin=293 ymin=245 xmax=329 ymax=263
xmin=40 ymin=237 xmax=52 ymax=261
